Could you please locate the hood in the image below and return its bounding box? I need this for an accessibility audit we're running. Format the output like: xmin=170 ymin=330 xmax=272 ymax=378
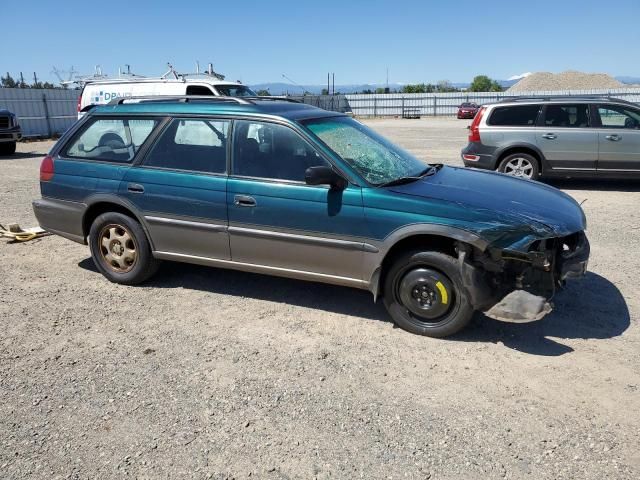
xmin=389 ymin=166 xmax=586 ymax=237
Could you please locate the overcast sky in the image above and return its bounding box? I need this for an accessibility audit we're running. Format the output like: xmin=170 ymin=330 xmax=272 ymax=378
xmin=3 ymin=0 xmax=639 ymax=85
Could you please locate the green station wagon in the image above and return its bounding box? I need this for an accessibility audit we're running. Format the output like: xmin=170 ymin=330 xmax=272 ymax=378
xmin=33 ymin=96 xmax=589 ymax=337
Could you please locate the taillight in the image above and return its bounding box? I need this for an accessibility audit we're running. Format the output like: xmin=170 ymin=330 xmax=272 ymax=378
xmin=40 ymin=155 xmax=54 ymax=182
xmin=468 ymin=106 xmax=486 ymax=143
xmin=77 ymin=95 xmax=82 ymax=113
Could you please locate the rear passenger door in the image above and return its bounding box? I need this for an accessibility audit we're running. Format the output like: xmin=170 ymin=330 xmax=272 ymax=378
xmin=535 ymin=104 xmax=597 ymax=172
xmin=121 ymin=117 xmax=231 ymax=260
xmin=594 ymin=104 xmax=640 ymax=173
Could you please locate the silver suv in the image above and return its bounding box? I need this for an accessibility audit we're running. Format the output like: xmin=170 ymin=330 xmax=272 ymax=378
xmin=461 ymin=97 xmax=640 ymax=179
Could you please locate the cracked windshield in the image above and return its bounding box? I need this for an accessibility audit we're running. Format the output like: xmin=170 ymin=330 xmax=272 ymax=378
xmin=304 ymin=116 xmax=427 ymax=185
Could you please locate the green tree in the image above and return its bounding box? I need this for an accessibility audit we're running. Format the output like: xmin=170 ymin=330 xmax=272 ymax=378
xmin=255 ymin=89 xmax=270 ymax=96
xmin=469 ymin=75 xmax=502 ymax=92
xmin=436 ymin=80 xmax=459 ymax=93
xmin=1 ymin=72 xmax=17 ymax=88
xmin=321 ymin=88 xmax=329 ymax=95
xmin=375 ymin=87 xmax=386 ymax=94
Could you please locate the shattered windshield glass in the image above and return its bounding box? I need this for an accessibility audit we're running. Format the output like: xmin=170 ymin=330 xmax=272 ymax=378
xmin=303 ymin=116 xmax=428 ymax=185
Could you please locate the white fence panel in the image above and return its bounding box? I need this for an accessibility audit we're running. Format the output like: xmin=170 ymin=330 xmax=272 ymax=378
xmin=0 ymin=88 xmax=78 ymax=137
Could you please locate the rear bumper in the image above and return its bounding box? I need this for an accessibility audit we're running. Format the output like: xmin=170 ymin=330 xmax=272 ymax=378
xmin=461 ymin=142 xmax=498 ymax=170
xmin=0 ymin=126 xmax=22 ymax=143
xmin=32 ymin=197 xmax=86 ymax=244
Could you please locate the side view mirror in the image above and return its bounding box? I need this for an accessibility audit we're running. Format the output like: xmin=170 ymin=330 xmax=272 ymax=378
xmin=305 ymin=166 xmax=347 ymax=190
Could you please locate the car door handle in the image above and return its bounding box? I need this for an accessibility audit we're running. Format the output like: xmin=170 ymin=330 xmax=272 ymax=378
xmin=127 ymin=183 xmax=144 ymax=193
xmin=605 ymin=134 xmax=621 ymax=142
xmin=234 ymin=195 xmax=256 ymax=207
xmin=542 ymin=133 xmax=557 ymax=140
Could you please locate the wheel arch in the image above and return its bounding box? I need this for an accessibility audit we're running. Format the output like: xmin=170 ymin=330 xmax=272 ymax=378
xmin=367 ymin=225 xmax=488 ymax=301
xmin=82 ymin=195 xmax=153 ymax=248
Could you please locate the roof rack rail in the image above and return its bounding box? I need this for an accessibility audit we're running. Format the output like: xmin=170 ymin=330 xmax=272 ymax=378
xmin=107 ymin=95 xmax=252 ymax=106
xmin=498 ymin=95 xmax=637 ymax=105
xmin=241 ymin=96 xmax=302 ymax=104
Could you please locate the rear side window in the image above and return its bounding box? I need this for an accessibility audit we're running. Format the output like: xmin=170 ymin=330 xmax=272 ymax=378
xmin=64 ymin=118 xmax=158 ymax=162
xmin=487 ymin=105 xmax=540 ymax=126
xmin=143 ymin=118 xmax=230 ymax=174
xmin=186 ymin=85 xmax=215 ymax=96
xmin=543 ymin=104 xmax=590 ymax=128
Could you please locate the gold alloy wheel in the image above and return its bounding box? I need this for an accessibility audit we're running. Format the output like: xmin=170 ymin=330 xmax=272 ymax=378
xmin=99 ymin=224 xmax=137 ymax=273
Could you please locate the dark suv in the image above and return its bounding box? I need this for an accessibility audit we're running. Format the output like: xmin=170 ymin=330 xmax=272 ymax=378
xmin=462 ymin=97 xmax=640 ymax=179
xmin=33 ymin=96 xmax=589 ymax=337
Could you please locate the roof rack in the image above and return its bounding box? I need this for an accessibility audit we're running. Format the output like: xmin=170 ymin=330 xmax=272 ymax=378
xmin=107 ymin=95 xmax=302 ymax=106
xmin=107 ymin=95 xmax=253 ymax=106
xmin=242 ymin=96 xmax=301 ymax=104
xmin=498 ymin=95 xmax=637 ymax=106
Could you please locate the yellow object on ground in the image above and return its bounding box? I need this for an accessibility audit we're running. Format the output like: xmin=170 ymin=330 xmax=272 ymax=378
xmin=0 ymin=223 xmax=50 ymax=242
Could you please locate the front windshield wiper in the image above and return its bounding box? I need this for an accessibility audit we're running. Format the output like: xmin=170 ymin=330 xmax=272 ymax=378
xmin=375 ymin=165 xmax=438 ymax=188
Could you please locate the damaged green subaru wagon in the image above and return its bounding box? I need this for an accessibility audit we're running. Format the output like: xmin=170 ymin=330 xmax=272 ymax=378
xmin=33 ymin=97 xmax=589 ymax=337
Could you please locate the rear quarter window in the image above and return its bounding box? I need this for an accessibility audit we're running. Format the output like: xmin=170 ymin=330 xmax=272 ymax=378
xmin=63 ymin=118 xmax=159 ymax=163
xmin=487 ymin=105 xmax=541 ymax=126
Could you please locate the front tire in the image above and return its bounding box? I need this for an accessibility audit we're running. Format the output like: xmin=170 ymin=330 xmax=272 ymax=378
xmin=497 ymin=152 xmax=539 ymax=179
xmin=89 ymin=212 xmax=159 ymax=285
xmin=383 ymin=250 xmax=474 ymax=337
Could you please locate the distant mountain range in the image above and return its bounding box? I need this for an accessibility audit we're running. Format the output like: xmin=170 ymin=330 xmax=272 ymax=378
xmin=250 ymin=75 xmax=638 ymax=95
xmin=616 ymin=76 xmax=640 ymax=85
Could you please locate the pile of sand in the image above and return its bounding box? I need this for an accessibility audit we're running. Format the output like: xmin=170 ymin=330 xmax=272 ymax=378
xmin=508 ymin=71 xmax=623 ymax=92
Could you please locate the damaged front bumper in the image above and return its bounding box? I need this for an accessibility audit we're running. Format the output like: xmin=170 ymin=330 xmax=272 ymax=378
xmin=459 ymin=230 xmax=590 ymax=322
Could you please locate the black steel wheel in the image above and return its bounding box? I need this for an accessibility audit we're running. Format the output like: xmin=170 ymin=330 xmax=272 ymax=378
xmin=383 ymin=250 xmax=474 ymax=337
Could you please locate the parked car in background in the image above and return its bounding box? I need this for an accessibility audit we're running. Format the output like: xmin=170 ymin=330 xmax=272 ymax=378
xmin=33 ymin=96 xmax=589 ymax=338
xmin=0 ymin=108 xmax=22 ymax=155
xmin=457 ymin=102 xmax=480 ymax=119
xmin=461 ymin=96 xmax=640 ymax=179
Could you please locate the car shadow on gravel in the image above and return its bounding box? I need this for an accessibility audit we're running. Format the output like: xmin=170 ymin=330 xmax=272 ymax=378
xmin=0 ymin=151 xmax=43 ymax=160
xmin=547 ymin=178 xmax=640 ymax=192
xmin=79 ymin=260 xmax=629 ymax=355
xmin=78 ymin=258 xmax=391 ymax=323
xmin=455 ymin=272 xmax=630 ymax=356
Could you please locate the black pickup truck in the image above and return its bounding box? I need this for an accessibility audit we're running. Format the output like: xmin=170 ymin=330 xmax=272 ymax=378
xmin=0 ymin=108 xmax=22 ymax=155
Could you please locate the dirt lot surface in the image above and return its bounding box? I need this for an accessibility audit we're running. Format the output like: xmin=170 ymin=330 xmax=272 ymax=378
xmin=1 ymin=118 xmax=639 ymax=479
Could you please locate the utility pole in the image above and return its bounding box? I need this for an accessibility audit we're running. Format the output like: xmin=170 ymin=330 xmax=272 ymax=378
xmin=327 ymin=72 xmax=330 ymax=96
xmin=332 ymin=72 xmax=335 ymax=95
xmin=19 ymin=72 xmax=25 ymax=88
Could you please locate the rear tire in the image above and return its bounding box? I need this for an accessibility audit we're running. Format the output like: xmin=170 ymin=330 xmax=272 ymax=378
xmin=498 ymin=152 xmax=539 ymax=179
xmin=0 ymin=142 xmax=16 ymax=155
xmin=89 ymin=212 xmax=159 ymax=285
xmin=383 ymin=250 xmax=474 ymax=337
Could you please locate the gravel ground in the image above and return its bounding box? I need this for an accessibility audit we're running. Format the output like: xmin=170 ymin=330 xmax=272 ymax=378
xmin=1 ymin=117 xmax=639 ymax=479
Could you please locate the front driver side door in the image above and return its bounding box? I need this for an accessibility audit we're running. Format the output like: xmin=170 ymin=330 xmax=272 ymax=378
xmin=227 ymin=119 xmax=367 ymax=283
xmin=594 ymin=104 xmax=640 ymax=173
